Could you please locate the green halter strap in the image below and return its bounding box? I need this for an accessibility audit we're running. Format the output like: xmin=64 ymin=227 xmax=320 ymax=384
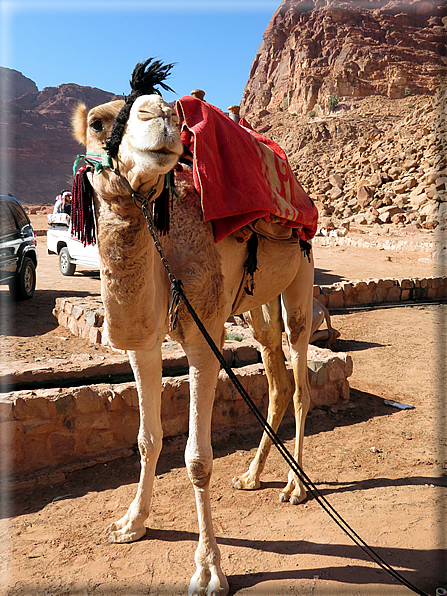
xmin=73 ymin=152 xmax=113 ymax=176
xmin=73 ymin=153 xmax=179 ymax=203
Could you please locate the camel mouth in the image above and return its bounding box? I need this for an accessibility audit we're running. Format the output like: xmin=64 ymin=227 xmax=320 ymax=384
xmin=132 ymin=146 xmax=179 ymax=160
xmin=151 ymin=147 xmax=174 ymax=155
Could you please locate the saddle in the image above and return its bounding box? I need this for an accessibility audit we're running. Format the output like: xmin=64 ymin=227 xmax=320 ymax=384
xmin=233 ymin=218 xmax=300 ymax=244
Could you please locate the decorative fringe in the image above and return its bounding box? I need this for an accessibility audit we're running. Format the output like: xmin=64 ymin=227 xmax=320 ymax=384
xmin=153 ymin=170 xmax=180 ymax=236
xmin=71 ymin=166 xmax=96 ymax=246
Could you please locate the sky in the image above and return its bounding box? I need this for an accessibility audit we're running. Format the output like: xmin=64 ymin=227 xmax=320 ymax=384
xmin=0 ymin=0 xmax=281 ymax=111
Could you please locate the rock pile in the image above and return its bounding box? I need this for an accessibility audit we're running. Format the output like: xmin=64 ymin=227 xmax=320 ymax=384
xmin=240 ymin=0 xmax=447 ymax=237
xmin=308 ymin=87 xmax=447 ymax=233
xmin=253 ymin=89 xmax=446 ymax=236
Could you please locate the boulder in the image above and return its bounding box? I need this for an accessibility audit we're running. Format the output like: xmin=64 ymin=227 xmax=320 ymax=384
xmin=357 ymin=185 xmax=374 ymax=208
xmin=329 ymin=173 xmax=344 ymax=188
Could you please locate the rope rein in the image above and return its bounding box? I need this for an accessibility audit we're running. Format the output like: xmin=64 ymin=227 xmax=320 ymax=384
xmin=72 ymin=55 xmax=433 ymax=594
xmin=134 ymin=193 xmax=431 ymax=596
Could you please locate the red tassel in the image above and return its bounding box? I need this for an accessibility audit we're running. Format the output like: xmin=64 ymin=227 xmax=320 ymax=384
xmin=71 ymin=167 xmax=96 ymax=245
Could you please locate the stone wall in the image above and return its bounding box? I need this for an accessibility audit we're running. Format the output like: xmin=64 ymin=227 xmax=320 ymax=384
xmin=52 ymin=276 xmax=447 ymax=347
xmin=0 ymin=347 xmax=352 ymax=488
xmin=314 ymin=275 xmax=447 ymax=308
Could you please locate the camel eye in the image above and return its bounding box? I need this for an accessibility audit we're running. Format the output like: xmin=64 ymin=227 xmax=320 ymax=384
xmin=90 ymin=119 xmax=103 ymax=132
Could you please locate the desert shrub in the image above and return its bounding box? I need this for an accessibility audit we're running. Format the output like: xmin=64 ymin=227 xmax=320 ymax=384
xmin=328 ymin=93 xmax=339 ymax=111
xmin=404 ymin=86 xmax=412 ymax=96
xmin=308 ymin=110 xmax=316 ymax=118
xmin=225 ymin=332 xmax=243 ymax=342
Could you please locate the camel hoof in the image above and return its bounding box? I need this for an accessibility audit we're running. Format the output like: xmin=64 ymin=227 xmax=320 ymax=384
xmin=189 ymin=566 xmax=229 ymax=596
xmin=279 ymin=492 xmax=288 ymax=503
xmin=106 ymin=522 xmax=146 ymax=544
xmin=231 ymin=474 xmax=260 ymax=491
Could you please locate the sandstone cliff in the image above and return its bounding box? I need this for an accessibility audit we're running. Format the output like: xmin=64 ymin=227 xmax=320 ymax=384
xmin=241 ymin=0 xmax=447 ymax=118
xmin=0 ymin=68 xmax=118 ymax=204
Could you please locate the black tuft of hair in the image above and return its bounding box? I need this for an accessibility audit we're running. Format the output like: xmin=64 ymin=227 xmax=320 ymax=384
xmin=130 ymin=58 xmax=175 ymax=97
xmin=106 ymin=58 xmax=176 ymax=159
xmin=105 ymin=102 xmax=133 ymax=159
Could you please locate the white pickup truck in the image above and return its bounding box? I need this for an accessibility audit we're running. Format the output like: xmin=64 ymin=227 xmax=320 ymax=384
xmin=47 ymin=213 xmax=99 ymax=276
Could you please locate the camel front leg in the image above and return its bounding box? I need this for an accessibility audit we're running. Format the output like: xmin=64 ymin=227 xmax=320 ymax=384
xmin=107 ymin=345 xmax=163 ymax=543
xmin=232 ymin=298 xmax=293 ymax=491
xmin=184 ymin=339 xmax=229 ymax=596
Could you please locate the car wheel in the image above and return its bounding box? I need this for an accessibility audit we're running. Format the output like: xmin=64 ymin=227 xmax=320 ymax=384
xmin=59 ymin=247 xmax=76 ymax=276
xmin=13 ymin=256 xmax=36 ymax=300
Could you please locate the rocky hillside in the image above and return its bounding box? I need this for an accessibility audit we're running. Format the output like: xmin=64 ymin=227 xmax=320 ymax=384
xmin=240 ymin=0 xmax=447 ymax=236
xmin=0 ymin=68 xmax=118 ymax=204
xmin=264 ymin=89 xmax=447 ymax=234
xmin=242 ymin=0 xmax=447 ymax=117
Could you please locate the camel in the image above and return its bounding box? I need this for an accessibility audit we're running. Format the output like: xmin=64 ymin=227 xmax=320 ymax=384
xmin=311 ymin=299 xmax=341 ymax=349
xmin=71 ymin=60 xmax=316 ymax=595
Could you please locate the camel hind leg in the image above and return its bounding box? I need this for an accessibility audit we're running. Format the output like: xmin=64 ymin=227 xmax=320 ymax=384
xmin=232 ymin=296 xmax=294 ymax=491
xmin=279 ymin=249 xmax=314 ymax=504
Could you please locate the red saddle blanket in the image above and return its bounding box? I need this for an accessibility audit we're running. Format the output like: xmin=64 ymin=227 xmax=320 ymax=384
xmin=175 ymin=96 xmax=318 ymax=243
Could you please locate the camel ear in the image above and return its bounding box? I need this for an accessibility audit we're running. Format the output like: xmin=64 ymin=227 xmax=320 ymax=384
xmin=72 ymin=103 xmax=88 ymax=146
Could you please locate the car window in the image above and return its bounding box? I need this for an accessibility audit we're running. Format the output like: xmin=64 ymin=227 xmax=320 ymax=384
xmin=0 ymin=201 xmax=17 ymax=234
xmin=8 ymin=200 xmax=30 ymax=230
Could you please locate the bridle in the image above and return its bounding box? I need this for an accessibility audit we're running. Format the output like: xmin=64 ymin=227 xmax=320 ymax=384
xmin=73 ymin=150 xmax=187 ymax=244
xmin=73 ymin=150 xmax=164 ymax=204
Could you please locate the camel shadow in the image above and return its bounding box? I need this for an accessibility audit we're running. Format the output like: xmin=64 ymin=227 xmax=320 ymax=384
xmin=255 ymin=474 xmax=446 ymax=501
xmin=314 ymin=268 xmax=345 ymax=285
xmin=141 ymin=528 xmax=443 ymax=594
xmin=333 ymin=338 xmax=387 ymax=352
xmin=209 ymin=387 xmax=402 ymax=461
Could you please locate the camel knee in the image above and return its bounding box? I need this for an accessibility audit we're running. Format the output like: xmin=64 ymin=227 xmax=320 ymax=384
xmin=138 ymin=432 xmax=162 ymax=463
xmin=186 ymin=458 xmax=212 ymax=489
xmin=294 ymin=386 xmax=310 ymax=412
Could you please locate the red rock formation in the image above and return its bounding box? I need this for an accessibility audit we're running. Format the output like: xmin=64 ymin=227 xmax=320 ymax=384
xmin=0 ymin=69 xmax=118 ymax=204
xmin=241 ymin=0 xmax=447 ymax=118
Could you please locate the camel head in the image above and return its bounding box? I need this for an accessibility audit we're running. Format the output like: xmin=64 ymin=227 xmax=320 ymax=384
xmin=71 ymin=59 xmax=183 ymax=201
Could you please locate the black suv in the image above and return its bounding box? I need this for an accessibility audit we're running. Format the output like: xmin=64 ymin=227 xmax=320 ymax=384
xmin=0 ymin=196 xmax=38 ymax=300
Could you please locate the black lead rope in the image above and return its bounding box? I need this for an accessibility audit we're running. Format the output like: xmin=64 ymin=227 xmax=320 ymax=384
xmin=138 ymin=199 xmax=430 ymax=596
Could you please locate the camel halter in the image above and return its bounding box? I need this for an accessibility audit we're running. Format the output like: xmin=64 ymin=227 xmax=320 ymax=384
xmin=71 ymin=151 xmax=178 ymax=245
xmin=71 ymin=58 xmax=178 ymax=244
xmin=73 ymin=152 xmax=114 ymax=176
